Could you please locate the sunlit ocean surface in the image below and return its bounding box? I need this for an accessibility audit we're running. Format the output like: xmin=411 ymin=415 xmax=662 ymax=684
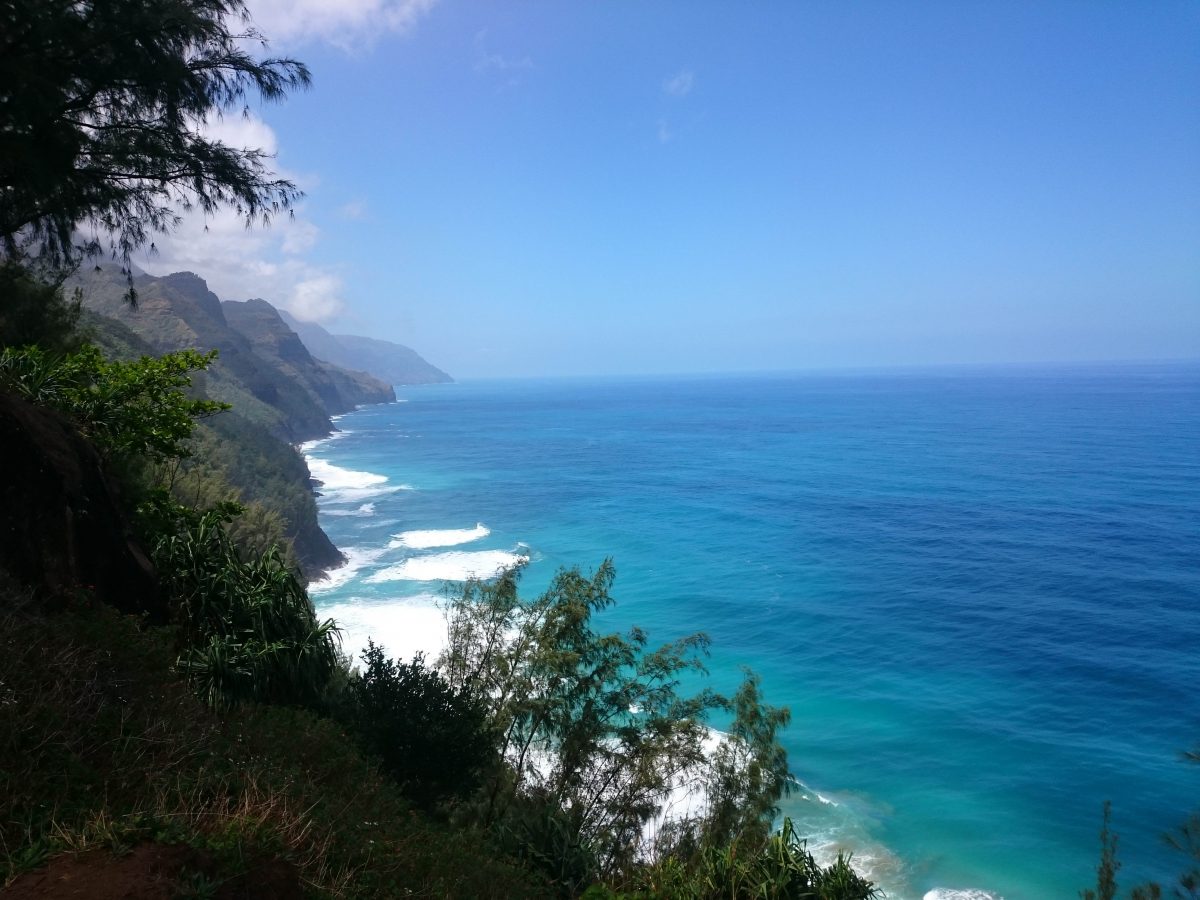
xmin=305 ymin=363 xmax=1200 ymax=900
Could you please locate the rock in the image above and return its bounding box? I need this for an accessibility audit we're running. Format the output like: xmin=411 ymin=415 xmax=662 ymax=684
xmin=0 ymin=389 xmax=162 ymax=619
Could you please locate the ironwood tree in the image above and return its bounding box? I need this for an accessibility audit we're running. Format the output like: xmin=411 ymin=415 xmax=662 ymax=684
xmin=0 ymin=0 xmax=309 ymax=269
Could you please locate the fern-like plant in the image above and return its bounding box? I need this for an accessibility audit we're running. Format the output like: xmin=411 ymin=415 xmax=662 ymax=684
xmin=148 ymin=497 xmax=339 ymax=709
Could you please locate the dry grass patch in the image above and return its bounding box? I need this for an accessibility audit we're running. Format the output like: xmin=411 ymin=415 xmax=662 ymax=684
xmin=0 ymin=590 xmax=548 ymax=898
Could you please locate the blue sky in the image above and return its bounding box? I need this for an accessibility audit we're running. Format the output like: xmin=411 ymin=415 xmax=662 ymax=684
xmin=142 ymin=1 xmax=1200 ymax=378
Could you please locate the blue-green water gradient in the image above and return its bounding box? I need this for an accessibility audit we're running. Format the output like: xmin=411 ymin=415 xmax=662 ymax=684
xmin=305 ymin=363 xmax=1200 ymax=899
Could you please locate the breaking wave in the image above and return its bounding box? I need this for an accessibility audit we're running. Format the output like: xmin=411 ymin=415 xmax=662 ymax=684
xmin=388 ymin=523 xmax=490 ymax=550
xmin=365 ymin=548 xmax=528 ymax=583
xmin=305 ymin=457 xmax=410 ymax=503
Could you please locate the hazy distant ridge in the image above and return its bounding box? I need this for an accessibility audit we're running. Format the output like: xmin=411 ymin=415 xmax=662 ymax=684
xmin=278 ymin=310 xmax=452 ymax=386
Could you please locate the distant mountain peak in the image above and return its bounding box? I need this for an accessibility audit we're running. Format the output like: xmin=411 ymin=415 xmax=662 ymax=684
xmin=277 ymin=310 xmax=452 ymax=386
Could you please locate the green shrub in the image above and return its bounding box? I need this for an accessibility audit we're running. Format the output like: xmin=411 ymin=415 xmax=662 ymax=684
xmin=440 ymin=560 xmax=796 ymax=891
xmin=627 ymin=818 xmax=877 ymax=900
xmin=0 ymin=342 xmax=226 ymax=463
xmin=339 ymin=641 xmax=495 ymax=812
xmin=146 ymin=496 xmax=339 ymax=709
xmin=493 ymin=789 xmax=600 ymax=896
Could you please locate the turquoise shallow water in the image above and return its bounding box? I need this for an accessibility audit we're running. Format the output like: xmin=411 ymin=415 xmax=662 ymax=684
xmin=305 ymin=363 xmax=1200 ymax=899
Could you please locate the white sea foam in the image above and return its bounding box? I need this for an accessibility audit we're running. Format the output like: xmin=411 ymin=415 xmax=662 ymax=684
xmin=306 ymin=456 xmax=409 ymax=502
xmin=793 ymin=780 xmax=841 ymax=807
xmin=643 ymin=736 xmax=870 ymax=869
xmin=322 ymin=594 xmax=447 ymax=665
xmin=307 ymin=457 xmax=385 ymax=490
xmin=365 ymin=548 xmax=527 ymax=583
xmin=308 ymin=546 xmax=388 ymax=595
xmin=297 ymin=430 xmax=351 ymax=454
xmin=805 ymin=830 xmax=898 ymax=886
xmin=642 ymin=727 xmax=727 ymax=842
xmin=325 ymin=502 xmax=377 ymax=517
xmin=388 ymin=523 xmax=490 ymax=550
xmin=924 ymin=891 xmax=1004 ymax=900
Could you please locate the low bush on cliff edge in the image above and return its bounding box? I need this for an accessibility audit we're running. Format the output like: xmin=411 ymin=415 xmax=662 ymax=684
xmin=144 ymin=495 xmax=341 ymax=710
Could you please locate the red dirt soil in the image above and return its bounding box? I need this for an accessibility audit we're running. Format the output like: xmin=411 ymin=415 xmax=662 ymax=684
xmin=2 ymin=842 xmax=301 ymax=899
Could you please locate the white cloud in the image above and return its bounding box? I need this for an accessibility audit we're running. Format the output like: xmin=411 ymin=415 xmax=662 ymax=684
xmin=129 ymin=113 xmax=346 ymax=322
xmin=132 ymin=205 xmax=345 ymax=321
xmin=280 ymin=217 xmax=319 ymax=253
xmin=473 ymin=30 xmax=534 ymax=88
xmin=476 ymin=52 xmax=534 ymax=74
xmin=289 ymin=274 xmax=346 ymax=321
xmin=338 ymin=200 xmax=368 ymax=220
xmin=244 ymin=0 xmax=438 ymax=50
xmin=663 ymin=69 xmax=694 ymax=98
xmin=201 ymin=111 xmax=280 ymax=155
xmin=657 ymin=119 xmax=673 ymax=144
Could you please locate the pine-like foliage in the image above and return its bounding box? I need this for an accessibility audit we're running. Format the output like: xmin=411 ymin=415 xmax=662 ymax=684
xmin=0 ymin=0 xmax=309 ymax=268
xmin=439 ymin=561 xmax=815 ymax=893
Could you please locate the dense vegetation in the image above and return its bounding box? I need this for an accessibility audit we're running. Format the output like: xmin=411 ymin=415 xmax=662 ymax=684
xmin=76 ymin=273 xmax=348 ymax=575
xmin=1 ymin=273 xmax=338 ymax=575
xmin=0 ymin=269 xmax=881 ymax=896
xmin=0 ymin=2 xmax=1194 ymax=897
xmin=0 ymin=587 xmax=546 ymax=898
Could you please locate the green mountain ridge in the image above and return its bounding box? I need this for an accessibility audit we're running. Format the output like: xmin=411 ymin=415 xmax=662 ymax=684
xmin=70 ymin=267 xmax=374 ymax=443
xmin=66 ymin=266 xmax=407 ymax=577
xmin=222 ymin=298 xmax=396 ymax=414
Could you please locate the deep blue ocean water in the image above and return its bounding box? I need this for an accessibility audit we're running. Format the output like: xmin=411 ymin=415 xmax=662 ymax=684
xmin=304 ymin=363 xmax=1200 ymax=900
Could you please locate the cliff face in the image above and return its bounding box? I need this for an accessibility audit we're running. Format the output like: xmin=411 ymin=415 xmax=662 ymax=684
xmin=69 ymin=268 xmax=352 ymax=577
xmin=222 ymin=299 xmax=395 ymax=414
xmin=65 ymin=266 xmax=449 ymax=580
xmin=73 ymin=267 xmax=331 ymax=443
xmin=277 ymin=310 xmax=453 ymax=386
xmin=0 ymin=389 xmax=162 ymax=617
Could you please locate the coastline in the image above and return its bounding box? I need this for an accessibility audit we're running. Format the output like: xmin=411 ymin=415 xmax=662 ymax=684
xmin=296 ymin=402 xmax=971 ymax=900
xmin=299 ymin=371 xmax=1200 ymax=899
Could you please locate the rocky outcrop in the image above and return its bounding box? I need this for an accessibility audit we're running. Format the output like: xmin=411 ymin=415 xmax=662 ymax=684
xmin=0 ymin=390 xmax=162 ymax=619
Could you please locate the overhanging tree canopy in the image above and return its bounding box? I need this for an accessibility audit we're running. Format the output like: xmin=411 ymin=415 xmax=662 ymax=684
xmin=0 ymin=0 xmax=310 ymax=266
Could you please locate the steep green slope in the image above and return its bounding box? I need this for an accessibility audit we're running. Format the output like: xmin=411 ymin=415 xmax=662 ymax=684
xmin=222 ymin=298 xmax=395 ymax=413
xmin=0 ymin=596 xmax=550 ymax=898
xmin=71 ymin=267 xmax=331 ymax=442
xmin=79 ymin=309 xmax=343 ymax=575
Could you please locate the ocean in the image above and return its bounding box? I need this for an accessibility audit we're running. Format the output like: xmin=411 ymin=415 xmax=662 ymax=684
xmin=303 ymin=362 xmax=1200 ymax=899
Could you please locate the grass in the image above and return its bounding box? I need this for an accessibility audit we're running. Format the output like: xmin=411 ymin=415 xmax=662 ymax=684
xmin=0 ymin=585 xmax=550 ymax=898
